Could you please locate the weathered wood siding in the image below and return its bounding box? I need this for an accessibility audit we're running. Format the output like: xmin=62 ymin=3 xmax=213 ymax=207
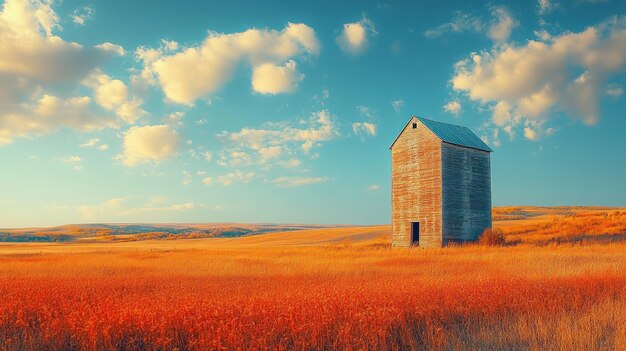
xmin=441 ymin=143 xmax=492 ymax=244
xmin=391 ymin=117 xmax=442 ymax=248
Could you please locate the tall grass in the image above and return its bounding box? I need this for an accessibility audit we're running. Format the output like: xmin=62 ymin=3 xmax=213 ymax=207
xmin=495 ymin=207 xmax=626 ymax=244
xmin=0 ymin=240 xmax=624 ymax=350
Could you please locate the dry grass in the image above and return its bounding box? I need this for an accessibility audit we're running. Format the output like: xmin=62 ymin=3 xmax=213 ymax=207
xmin=494 ymin=206 xmax=626 ymax=244
xmin=0 ymin=222 xmax=625 ymax=350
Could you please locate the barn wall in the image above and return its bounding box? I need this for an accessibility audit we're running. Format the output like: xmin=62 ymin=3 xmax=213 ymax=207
xmin=391 ymin=117 xmax=442 ymax=248
xmin=441 ymin=143 xmax=491 ymax=244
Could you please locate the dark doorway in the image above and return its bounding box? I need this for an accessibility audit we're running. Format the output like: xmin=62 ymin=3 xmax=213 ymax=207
xmin=411 ymin=222 xmax=419 ymax=245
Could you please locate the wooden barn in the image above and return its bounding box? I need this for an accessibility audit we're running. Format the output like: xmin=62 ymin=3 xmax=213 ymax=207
xmin=390 ymin=116 xmax=493 ymax=248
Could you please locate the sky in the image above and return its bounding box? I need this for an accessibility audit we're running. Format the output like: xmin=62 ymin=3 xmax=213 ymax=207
xmin=0 ymin=0 xmax=625 ymax=228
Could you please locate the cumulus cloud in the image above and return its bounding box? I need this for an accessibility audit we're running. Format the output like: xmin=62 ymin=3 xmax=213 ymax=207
xmin=218 ymin=110 xmax=339 ymax=168
xmin=352 ymin=122 xmax=377 ymax=138
xmin=443 ymin=100 xmax=462 ymax=115
xmin=336 ymin=15 xmax=376 ymax=54
xmin=0 ymin=0 xmax=125 ymax=145
xmin=251 ymin=60 xmax=303 ymax=94
xmin=135 ymin=23 xmax=319 ymax=105
xmin=0 ymin=95 xmax=117 ymax=145
xmin=452 ymin=19 xmax=626 ymax=141
xmin=0 ymin=0 xmax=124 ymax=82
xmin=84 ymin=72 xmax=145 ymax=123
xmin=488 ymin=6 xmax=518 ymax=42
xmin=271 ymin=176 xmax=328 ymax=188
xmin=117 ymin=125 xmax=180 ymax=166
xmin=425 ymin=6 xmax=517 ymax=42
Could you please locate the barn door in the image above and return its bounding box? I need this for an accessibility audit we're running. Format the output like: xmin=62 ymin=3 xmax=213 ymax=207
xmin=411 ymin=222 xmax=419 ymax=245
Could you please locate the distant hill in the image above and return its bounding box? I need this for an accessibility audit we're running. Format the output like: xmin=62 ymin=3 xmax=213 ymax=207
xmin=1 ymin=206 xmax=624 ymax=244
xmin=0 ymin=223 xmax=334 ymax=243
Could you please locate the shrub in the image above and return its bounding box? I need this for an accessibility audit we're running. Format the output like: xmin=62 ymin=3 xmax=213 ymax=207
xmin=479 ymin=228 xmax=506 ymax=246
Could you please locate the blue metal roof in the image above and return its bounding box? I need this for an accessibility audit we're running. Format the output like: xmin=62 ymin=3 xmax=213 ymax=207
xmin=417 ymin=117 xmax=493 ymax=152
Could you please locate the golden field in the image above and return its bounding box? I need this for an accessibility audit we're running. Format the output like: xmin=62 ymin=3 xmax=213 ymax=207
xmin=0 ymin=207 xmax=625 ymax=350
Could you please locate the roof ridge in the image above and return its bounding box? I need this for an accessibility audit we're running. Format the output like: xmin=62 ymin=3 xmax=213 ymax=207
xmin=390 ymin=116 xmax=493 ymax=152
xmin=417 ymin=116 xmax=471 ymax=130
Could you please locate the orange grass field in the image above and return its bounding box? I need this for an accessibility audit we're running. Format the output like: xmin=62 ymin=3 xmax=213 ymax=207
xmin=0 ymin=207 xmax=625 ymax=350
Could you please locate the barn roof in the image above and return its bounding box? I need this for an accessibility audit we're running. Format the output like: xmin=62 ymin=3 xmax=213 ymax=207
xmin=389 ymin=116 xmax=493 ymax=152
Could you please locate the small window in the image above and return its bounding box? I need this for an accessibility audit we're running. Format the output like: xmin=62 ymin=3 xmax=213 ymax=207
xmin=412 ymin=123 xmax=417 ymax=129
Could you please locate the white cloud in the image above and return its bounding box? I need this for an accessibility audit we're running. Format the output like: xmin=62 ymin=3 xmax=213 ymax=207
xmin=0 ymin=94 xmax=118 ymax=145
xmin=336 ymin=15 xmax=376 ymax=54
xmin=443 ymin=100 xmax=462 ymax=115
xmin=219 ymin=110 xmax=338 ymax=168
xmin=215 ymin=171 xmax=255 ymax=186
xmin=606 ymin=83 xmax=623 ymax=97
xmin=117 ymin=125 xmax=180 ymax=166
xmin=80 ymin=138 xmax=100 ymax=148
xmin=481 ymin=128 xmax=502 ymax=148
xmin=279 ymin=158 xmax=301 ymax=168
xmin=136 ymin=23 xmax=319 ymax=105
xmin=71 ymin=6 xmax=94 ymax=26
xmin=392 ymin=100 xmax=404 ymax=112
xmin=0 ymin=0 xmax=125 ymax=145
xmin=302 ymin=140 xmax=314 ymax=153
xmin=182 ymin=170 xmax=192 ymax=185
xmin=488 ymin=6 xmax=518 ymax=42
xmin=202 ymin=171 xmax=255 ymax=186
xmin=94 ymin=77 xmax=127 ymax=109
xmin=367 ymin=184 xmax=381 ymax=192
xmin=534 ymin=29 xmax=552 ymax=41
xmin=201 ymin=176 xmax=213 ymax=186
xmin=523 ymin=127 xmax=538 ymax=141
xmin=0 ymin=0 xmax=123 ymax=80
xmin=216 ymin=150 xmax=252 ymax=167
xmin=424 ymin=11 xmax=483 ymax=38
xmin=356 ymin=105 xmax=376 ymax=119
xmin=202 ymin=151 xmax=213 ymax=162
xmin=538 ymin=0 xmax=555 ymax=15
xmin=424 ymin=6 xmax=516 ymax=42
xmin=165 ymin=111 xmax=185 ymax=126
xmin=83 ymin=72 xmax=145 ymax=124
xmin=352 ymin=122 xmax=377 ymax=137
xmin=251 ymin=60 xmax=303 ymax=94
xmin=258 ymin=146 xmax=282 ymax=159
xmin=452 ymin=19 xmax=626 ymax=141
xmin=79 ymin=138 xmax=109 ymax=151
xmin=63 ymin=155 xmax=83 ymax=171
xmin=272 ymin=176 xmax=328 ymax=187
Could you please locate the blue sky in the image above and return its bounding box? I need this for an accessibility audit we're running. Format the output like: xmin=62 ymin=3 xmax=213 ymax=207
xmin=0 ymin=0 xmax=625 ymax=227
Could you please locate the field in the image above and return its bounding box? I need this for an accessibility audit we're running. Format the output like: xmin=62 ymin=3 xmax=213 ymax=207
xmin=0 ymin=207 xmax=625 ymax=350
